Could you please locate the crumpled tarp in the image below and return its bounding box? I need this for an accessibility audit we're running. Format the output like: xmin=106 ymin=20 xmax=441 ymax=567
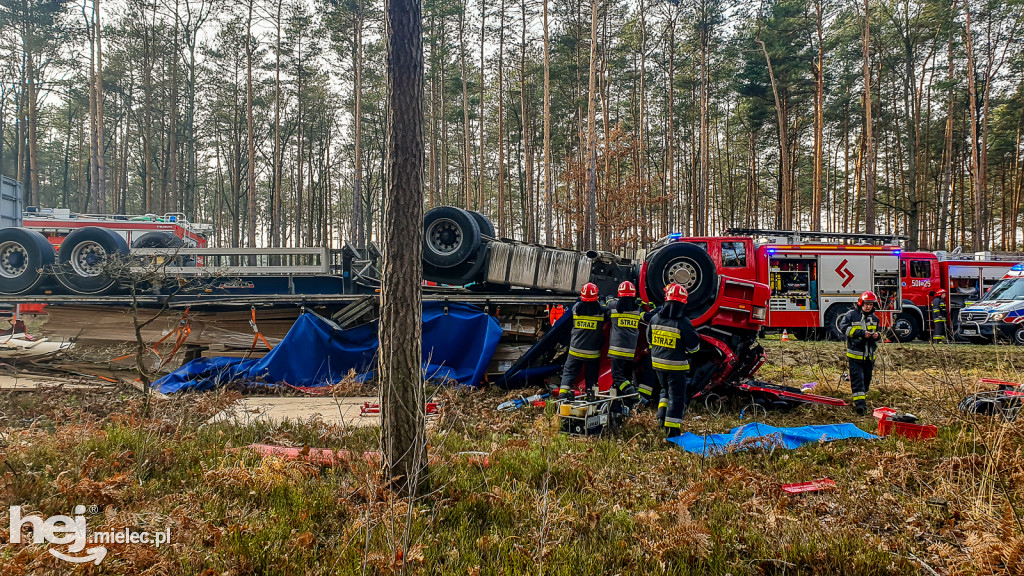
xmin=668 ymin=422 xmax=877 ymax=455
xmin=156 ymin=302 xmax=502 ymax=393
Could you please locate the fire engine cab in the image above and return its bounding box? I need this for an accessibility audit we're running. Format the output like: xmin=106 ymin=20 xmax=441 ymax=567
xmin=663 ymin=229 xmax=903 ymax=340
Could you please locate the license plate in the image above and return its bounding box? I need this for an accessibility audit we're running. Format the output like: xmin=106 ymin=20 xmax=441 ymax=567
xmin=963 ymin=329 xmax=978 ymax=336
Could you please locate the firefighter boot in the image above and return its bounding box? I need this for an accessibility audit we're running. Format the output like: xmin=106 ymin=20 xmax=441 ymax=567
xmin=618 ymin=380 xmax=640 ymax=408
xmin=656 ymin=392 xmax=668 ymax=427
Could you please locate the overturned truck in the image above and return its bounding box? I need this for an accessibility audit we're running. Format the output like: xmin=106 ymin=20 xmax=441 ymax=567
xmin=0 ymin=204 xmax=834 ymax=407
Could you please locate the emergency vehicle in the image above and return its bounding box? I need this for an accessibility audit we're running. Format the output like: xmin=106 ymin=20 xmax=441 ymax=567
xmin=895 ymin=251 xmax=1019 ymax=341
xmin=957 ymin=263 xmax=1024 ymax=345
xmin=643 ymin=229 xmax=902 ymax=340
xmin=0 ymin=207 xmax=212 ymax=296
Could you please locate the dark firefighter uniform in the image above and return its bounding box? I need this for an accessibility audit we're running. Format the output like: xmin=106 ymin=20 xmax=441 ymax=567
xmin=607 ymin=298 xmax=643 ymax=399
xmin=931 ymin=296 xmax=948 ymax=342
xmin=558 ymin=301 xmax=608 ymax=400
xmin=647 ymin=308 xmax=701 ymax=434
xmin=838 ymin=307 xmax=880 ymax=413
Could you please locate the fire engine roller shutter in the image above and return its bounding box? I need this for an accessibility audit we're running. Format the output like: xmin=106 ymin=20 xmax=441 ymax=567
xmin=644 ymin=241 xmax=718 ymax=316
xmin=0 ymin=228 xmax=55 ymax=295
xmin=54 ymin=226 xmax=130 ymax=295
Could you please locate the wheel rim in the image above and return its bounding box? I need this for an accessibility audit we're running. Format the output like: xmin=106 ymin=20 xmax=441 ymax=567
xmin=1015 ymin=327 xmax=1024 ymax=346
xmin=0 ymin=241 xmax=29 ymax=279
xmin=893 ymin=318 xmax=912 ymax=338
xmin=664 ymin=258 xmax=700 ymax=290
xmin=426 ymin=218 xmax=463 ymax=256
xmin=68 ymin=241 xmax=109 ymax=277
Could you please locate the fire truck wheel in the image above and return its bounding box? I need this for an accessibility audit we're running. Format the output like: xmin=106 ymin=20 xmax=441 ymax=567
xmin=824 ymin=304 xmax=855 ymax=341
xmin=644 ymin=241 xmax=718 ymax=313
xmin=423 ymin=206 xmax=481 ymax=269
xmin=0 ymin=228 xmax=55 ymax=295
xmin=55 ymin=227 xmax=130 ymax=295
xmin=891 ymin=312 xmax=921 ymax=343
xmin=467 ymin=210 xmax=496 ymax=238
xmin=1013 ymin=326 xmax=1024 ymax=346
xmin=132 ymin=231 xmax=185 ymax=249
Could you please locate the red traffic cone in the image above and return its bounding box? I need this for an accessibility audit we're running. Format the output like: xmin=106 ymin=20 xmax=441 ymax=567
xmin=781 ymin=329 xmax=790 ymax=342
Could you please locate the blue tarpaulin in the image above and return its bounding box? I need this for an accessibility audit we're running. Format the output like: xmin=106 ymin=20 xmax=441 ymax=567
xmin=668 ymin=422 xmax=877 ymax=455
xmin=156 ymin=302 xmax=503 ymax=393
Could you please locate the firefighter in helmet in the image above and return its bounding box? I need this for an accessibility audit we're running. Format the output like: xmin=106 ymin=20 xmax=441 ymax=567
xmin=931 ymin=289 xmax=948 ymax=343
xmin=838 ymin=291 xmax=882 ymax=415
xmin=558 ymin=282 xmax=607 ymax=401
xmin=607 ymin=281 xmax=643 ymax=403
xmin=645 ymin=283 xmax=701 ymax=436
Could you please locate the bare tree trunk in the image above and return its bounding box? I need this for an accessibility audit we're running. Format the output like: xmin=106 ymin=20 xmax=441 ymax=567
xmin=862 ymin=0 xmax=876 ymax=233
xmin=478 ymin=0 xmax=485 ymax=211
xmin=497 ymin=0 xmax=506 ymax=236
xmin=460 ymin=0 xmax=472 ymax=211
xmin=754 ymin=3 xmax=791 ymax=229
xmin=938 ymin=19 xmax=955 ymax=249
xmin=272 ymin=0 xmax=283 ymax=246
xmin=812 ymin=0 xmax=824 ymax=231
xmin=543 ymin=0 xmax=552 ymax=243
xmin=245 ymin=0 xmax=257 ymax=247
xmin=382 ymin=0 xmax=427 ymax=495
xmin=520 ymin=0 xmax=534 ymax=243
xmin=354 ymin=1 xmax=365 ymax=248
xmin=584 ymin=0 xmax=599 ymax=249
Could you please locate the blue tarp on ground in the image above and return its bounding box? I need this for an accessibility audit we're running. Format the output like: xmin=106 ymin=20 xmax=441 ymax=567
xmin=156 ymin=302 xmax=503 ymax=393
xmin=668 ymin=422 xmax=878 ymax=455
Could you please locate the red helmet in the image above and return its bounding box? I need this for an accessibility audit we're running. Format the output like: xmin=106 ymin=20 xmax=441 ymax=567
xmin=580 ymin=282 xmax=600 ymax=302
xmin=935 ymin=288 xmax=947 ymax=297
xmin=617 ymin=281 xmax=636 ymax=298
xmin=665 ymin=283 xmax=688 ymax=304
xmin=857 ymin=290 xmax=879 ymax=307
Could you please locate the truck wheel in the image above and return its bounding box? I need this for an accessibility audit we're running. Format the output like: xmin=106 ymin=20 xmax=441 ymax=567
xmin=824 ymin=304 xmax=855 ymax=341
xmin=0 ymin=228 xmax=55 ymax=295
xmin=644 ymin=242 xmax=718 ymax=313
xmin=423 ymin=206 xmax=481 ymax=269
xmin=891 ymin=312 xmax=921 ymax=343
xmin=55 ymin=227 xmax=129 ymax=295
xmin=467 ymin=210 xmax=496 ymax=238
xmin=1013 ymin=326 xmax=1024 ymax=346
xmin=132 ymin=231 xmax=184 ymax=249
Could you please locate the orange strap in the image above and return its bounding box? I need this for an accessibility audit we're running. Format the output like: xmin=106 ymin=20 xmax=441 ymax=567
xmin=113 ymin=308 xmax=192 ymax=365
xmin=243 ymin=306 xmax=274 ymax=359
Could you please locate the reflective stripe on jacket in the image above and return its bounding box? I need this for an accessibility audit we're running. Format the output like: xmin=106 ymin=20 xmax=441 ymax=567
xmin=838 ymin=308 xmax=879 ymax=361
xmin=646 ymin=312 xmax=700 ymax=371
xmin=569 ymin=302 xmax=607 ymax=359
xmin=607 ymin=298 xmax=642 ymax=358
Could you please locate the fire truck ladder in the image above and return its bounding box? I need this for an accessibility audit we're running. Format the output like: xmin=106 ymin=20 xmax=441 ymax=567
xmin=725 ymin=228 xmax=907 ymax=245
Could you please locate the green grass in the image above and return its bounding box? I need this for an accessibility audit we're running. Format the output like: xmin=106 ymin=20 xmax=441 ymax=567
xmin=1 ymin=340 xmax=1023 ymax=574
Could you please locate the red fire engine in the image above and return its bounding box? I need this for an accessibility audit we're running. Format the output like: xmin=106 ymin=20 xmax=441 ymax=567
xmin=642 ymin=229 xmax=903 ymax=340
xmin=896 ymin=251 xmax=1019 ymax=339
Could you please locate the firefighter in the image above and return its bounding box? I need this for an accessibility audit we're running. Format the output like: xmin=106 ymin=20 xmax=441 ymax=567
xmin=557 ymin=282 xmax=607 ymax=401
xmin=646 ymin=283 xmax=701 ymax=437
xmin=838 ymin=291 xmax=882 ymax=415
xmin=607 ymin=281 xmax=643 ymax=404
xmin=931 ymin=289 xmax=948 ymax=342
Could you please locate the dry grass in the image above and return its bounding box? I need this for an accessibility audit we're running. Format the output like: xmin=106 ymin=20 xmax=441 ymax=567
xmin=0 ymin=339 xmax=1021 ymax=575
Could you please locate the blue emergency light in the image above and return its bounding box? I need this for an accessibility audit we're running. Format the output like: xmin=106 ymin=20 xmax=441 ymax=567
xmin=1012 ymin=263 xmax=1024 ymax=272
xmin=668 ymin=233 xmax=682 ymax=242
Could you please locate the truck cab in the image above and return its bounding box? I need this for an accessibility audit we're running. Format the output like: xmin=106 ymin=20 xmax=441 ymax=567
xmin=676 ymin=230 xmax=902 ymax=340
xmin=958 ymin=263 xmax=1024 ymax=345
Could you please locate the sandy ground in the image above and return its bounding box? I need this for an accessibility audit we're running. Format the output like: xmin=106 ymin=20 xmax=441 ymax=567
xmin=207 ymin=396 xmax=382 ymax=427
xmin=0 ymin=373 xmax=116 ymax=390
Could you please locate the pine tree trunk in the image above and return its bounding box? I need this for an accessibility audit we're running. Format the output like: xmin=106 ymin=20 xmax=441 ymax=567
xmin=382 ymin=0 xmax=428 ymax=495
xmin=585 ymin=0 xmax=599 ymax=249
xmin=543 ymin=0 xmax=552 ymax=243
xmin=862 ymin=0 xmax=876 ymax=233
